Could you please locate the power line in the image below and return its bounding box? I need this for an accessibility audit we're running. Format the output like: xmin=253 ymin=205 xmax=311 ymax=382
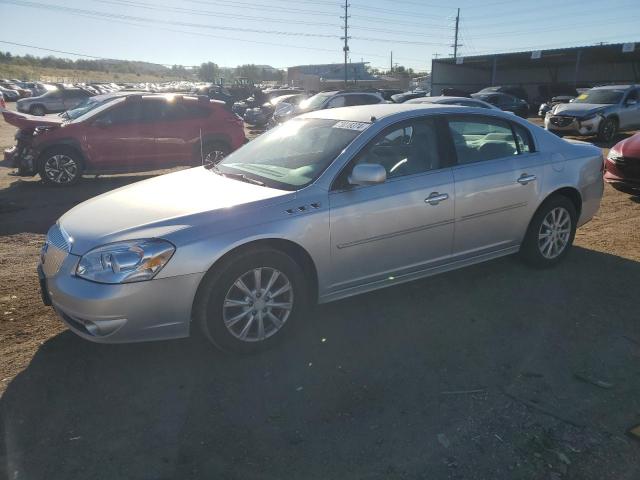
xmin=0 ymin=40 xmax=106 ymax=59
xmin=1 ymin=0 xmax=340 ymax=38
xmin=93 ymin=0 xmax=339 ymax=28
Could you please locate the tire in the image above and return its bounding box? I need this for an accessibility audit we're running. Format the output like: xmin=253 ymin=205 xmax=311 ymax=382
xmin=194 ymin=248 xmax=308 ymax=354
xmin=597 ymin=117 xmax=617 ymax=143
xmin=520 ymin=195 xmax=577 ymax=268
xmin=200 ymin=141 xmax=230 ymax=167
xmin=38 ymin=147 xmax=84 ymax=186
xmin=29 ymin=104 xmax=46 ymax=116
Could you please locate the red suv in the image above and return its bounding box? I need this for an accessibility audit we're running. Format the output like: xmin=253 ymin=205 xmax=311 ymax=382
xmin=3 ymin=93 xmax=246 ymax=185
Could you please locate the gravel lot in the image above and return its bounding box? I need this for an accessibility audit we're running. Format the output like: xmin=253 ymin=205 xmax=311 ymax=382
xmin=1 ymin=105 xmax=639 ymax=479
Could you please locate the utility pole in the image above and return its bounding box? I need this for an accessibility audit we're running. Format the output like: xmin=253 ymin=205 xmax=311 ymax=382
xmin=453 ymin=8 xmax=461 ymax=59
xmin=390 ymin=51 xmax=393 ymax=73
xmin=341 ymin=0 xmax=350 ymax=88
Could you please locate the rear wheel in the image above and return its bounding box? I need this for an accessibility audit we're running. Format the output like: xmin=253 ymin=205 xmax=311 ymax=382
xmin=520 ymin=195 xmax=577 ymax=268
xmin=29 ymin=104 xmax=46 ymax=116
xmin=201 ymin=141 xmax=230 ymax=167
xmin=38 ymin=147 xmax=83 ymax=186
xmin=195 ymin=248 xmax=308 ymax=354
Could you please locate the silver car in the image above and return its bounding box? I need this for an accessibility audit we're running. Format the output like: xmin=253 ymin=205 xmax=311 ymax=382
xmin=406 ymin=95 xmax=501 ymax=110
xmin=38 ymin=104 xmax=604 ymax=353
xmin=545 ymin=85 xmax=640 ymax=141
xmin=17 ymin=88 xmax=91 ymax=116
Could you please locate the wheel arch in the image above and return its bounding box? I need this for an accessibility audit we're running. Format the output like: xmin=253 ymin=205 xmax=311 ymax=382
xmin=538 ymin=186 xmax=582 ymax=219
xmin=37 ymin=139 xmax=86 ymax=167
xmin=192 ymin=237 xmax=320 ymax=319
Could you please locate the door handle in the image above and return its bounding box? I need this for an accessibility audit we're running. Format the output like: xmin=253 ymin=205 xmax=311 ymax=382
xmin=425 ymin=192 xmax=449 ymax=205
xmin=517 ymin=173 xmax=537 ymax=185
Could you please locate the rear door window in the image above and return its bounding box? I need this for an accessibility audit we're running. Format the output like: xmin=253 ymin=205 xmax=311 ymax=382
xmin=326 ymin=96 xmax=346 ymax=109
xmin=447 ymin=116 xmax=519 ymax=164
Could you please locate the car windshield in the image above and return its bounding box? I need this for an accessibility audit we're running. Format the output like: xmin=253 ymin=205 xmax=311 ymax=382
xmin=63 ymin=97 xmax=117 ymax=120
xmin=573 ymin=89 xmax=624 ymax=104
xmin=68 ymin=97 xmax=126 ymax=123
xmin=298 ymin=92 xmax=333 ymax=111
xmin=216 ymin=118 xmax=366 ymax=190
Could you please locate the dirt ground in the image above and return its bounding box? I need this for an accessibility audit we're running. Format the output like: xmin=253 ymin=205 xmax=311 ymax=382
xmin=1 ymin=105 xmax=640 ymax=479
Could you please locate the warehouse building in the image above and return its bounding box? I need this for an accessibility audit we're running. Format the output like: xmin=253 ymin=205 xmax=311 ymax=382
xmin=287 ymin=62 xmax=409 ymax=91
xmin=431 ymin=42 xmax=640 ymax=103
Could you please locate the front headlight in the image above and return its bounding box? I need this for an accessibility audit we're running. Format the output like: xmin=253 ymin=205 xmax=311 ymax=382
xmin=76 ymin=239 xmax=175 ymax=284
xmin=608 ymin=148 xmax=622 ymax=161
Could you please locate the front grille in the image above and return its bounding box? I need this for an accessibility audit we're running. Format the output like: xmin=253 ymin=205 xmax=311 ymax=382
xmin=47 ymin=224 xmax=71 ymax=251
xmin=41 ymin=224 xmax=71 ymax=278
xmin=42 ymin=244 xmax=67 ymax=277
xmin=550 ymin=116 xmax=574 ymax=128
xmin=612 ymin=156 xmax=640 ymax=176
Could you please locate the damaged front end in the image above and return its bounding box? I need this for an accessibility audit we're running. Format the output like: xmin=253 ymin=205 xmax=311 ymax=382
xmin=2 ymin=110 xmax=63 ymax=176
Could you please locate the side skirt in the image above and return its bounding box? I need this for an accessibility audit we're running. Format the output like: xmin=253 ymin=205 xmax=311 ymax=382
xmin=318 ymin=245 xmax=520 ymax=304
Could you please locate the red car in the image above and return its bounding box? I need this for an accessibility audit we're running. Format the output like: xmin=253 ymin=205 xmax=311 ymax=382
xmin=605 ymin=132 xmax=640 ymax=195
xmin=2 ymin=93 xmax=246 ymax=186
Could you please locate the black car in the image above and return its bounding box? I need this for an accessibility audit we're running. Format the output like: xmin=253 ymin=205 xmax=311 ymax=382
xmin=471 ymin=92 xmax=529 ymax=118
xmin=390 ymin=90 xmax=428 ymax=103
xmin=476 ymin=85 xmax=528 ymax=102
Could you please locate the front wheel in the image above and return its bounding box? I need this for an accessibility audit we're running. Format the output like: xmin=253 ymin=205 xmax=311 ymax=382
xmin=520 ymin=196 xmax=577 ymax=268
xmin=38 ymin=147 xmax=84 ymax=186
xmin=195 ymin=248 xmax=308 ymax=354
xmin=597 ymin=117 xmax=617 ymax=142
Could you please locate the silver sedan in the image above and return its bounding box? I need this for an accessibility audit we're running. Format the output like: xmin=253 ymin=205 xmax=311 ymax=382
xmin=39 ymin=104 xmax=604 ymax=353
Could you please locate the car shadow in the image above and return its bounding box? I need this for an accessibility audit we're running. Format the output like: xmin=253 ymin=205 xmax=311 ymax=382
xmin=2 ymin=247 xmax=640 ymax=479
xmin=0 ymin=169 xmax=171 ymax=236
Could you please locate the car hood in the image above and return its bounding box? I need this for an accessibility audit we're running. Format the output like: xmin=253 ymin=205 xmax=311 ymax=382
xmin=552 ymin=103 xmax=608 ymax=117
xmin=1 ymin=110 xmax=63 ymax=129
xmin=59 ymin=167 xmax=294 ymax=254
xmin=612 ymin=133 xmax=640 ymax=157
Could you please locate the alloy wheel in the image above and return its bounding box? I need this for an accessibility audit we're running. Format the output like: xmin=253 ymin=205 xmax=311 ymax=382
xmin=203 ymin=150 xmax=226 ymax=167
xmin=601 ymin=120 xmax=615 ymax=142
xmin=223 ymin=267 xmax=293 ymax=342
xmin=538 ymin=207 xmax=571 ymax=259
xmin=43 ymin=154 xmax=78 ymax=184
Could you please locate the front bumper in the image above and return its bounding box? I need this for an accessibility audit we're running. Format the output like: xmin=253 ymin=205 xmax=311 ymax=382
xmin=604 ymin=157 xmax=640 ymax=193
xmin=41 ymin=251 xmax=205 ymax=343
xmin=545 ymin=114 xmax=601 ymax=136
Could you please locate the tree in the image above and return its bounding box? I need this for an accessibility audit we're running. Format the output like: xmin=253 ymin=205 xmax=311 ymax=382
xmin=198 ymin=61 xmax=219 ymax=82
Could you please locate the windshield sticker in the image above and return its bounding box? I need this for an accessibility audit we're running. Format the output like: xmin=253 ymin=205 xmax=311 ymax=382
xmin=333 ymin=121 xmax=369 ymax=131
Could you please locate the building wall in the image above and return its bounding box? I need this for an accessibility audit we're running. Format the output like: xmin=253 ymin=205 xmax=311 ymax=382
xmin=431 ymin=44 xmax=640 ymax=99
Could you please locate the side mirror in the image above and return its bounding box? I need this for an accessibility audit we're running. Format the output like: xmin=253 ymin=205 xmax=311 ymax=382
xmin=348 ymin=163 xmax=386 ymax=186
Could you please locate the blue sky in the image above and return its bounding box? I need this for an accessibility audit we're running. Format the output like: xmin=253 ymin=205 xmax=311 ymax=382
xmin=0 ymin=0 xmax=638 ymax=72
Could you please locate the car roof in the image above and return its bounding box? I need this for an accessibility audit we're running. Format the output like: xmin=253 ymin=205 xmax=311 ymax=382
xmin=412 ymin=96 xmax=475 ymax=103
xmin=301 ymin=103 xmax=514 ymax=122
xmin=592 ymin=84 xmax=635 ymax=90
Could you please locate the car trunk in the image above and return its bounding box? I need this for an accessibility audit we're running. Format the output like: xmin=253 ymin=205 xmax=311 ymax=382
xmin=1 ymin=110 xmax=63 ymax=131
